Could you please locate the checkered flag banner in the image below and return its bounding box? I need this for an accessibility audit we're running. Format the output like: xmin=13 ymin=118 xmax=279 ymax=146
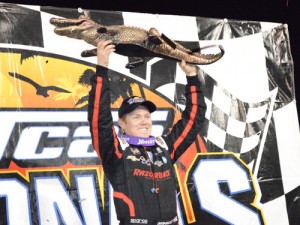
xmin=203 ymin=73 xmax=277 ymax=176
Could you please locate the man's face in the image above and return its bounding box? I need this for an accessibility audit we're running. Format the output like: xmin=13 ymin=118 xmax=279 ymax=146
xmin=118 ymin=106 xmax=152 ymax=138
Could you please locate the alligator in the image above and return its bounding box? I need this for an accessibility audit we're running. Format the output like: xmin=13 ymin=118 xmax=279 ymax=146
xmin=50 ymin=15 xmax=224 ymax=69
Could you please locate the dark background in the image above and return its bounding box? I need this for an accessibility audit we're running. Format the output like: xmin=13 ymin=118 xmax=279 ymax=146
xmin=3 ymin=0 xmax=300 ymax=119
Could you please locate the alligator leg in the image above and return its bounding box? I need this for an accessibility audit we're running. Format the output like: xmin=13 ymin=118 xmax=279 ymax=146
xmin=147 ymin=27 xmax=164 ymax=45
xmin=148 ymin=35 xmax=162 ymax=45
xmin=161 ymin=33 xmax=176 ymax=49
xmin=81 ymin=48 xmax=97 ymax=57
xmin=125 ymin=57 xmax=144 ymax=69
xmin=97 ymin=27 xmax=107 ymax=33
xmin=148 ymin=27 xmax=177 ymax=50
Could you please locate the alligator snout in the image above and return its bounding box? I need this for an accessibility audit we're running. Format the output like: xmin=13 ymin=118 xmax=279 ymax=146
xmin=50 ymin=17 xmax=88 ymax=28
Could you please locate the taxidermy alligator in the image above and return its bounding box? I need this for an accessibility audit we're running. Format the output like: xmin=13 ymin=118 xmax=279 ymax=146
xmin=50 ymin=15 xmax=224 ymax=69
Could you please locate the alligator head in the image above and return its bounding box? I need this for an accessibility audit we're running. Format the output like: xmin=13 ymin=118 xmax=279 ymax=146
xmin=50 ymin=15 xmax=224 ymax=69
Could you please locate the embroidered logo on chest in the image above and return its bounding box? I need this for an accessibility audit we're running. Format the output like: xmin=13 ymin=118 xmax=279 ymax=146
xmin=130 ymin=147 xmax=141 ymax=155
xmin=127 ymin=155 xmax=151 ymax=166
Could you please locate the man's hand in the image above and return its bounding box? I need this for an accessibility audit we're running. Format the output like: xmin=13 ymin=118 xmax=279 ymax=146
xmin=97 ymin=40 xmax=116 ymax=67
xmin=178 ymin=60 xmax=197 ymax=76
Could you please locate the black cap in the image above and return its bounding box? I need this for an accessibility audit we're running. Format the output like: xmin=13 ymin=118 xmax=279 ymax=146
xmin=118 ymin=96 xmax=156 ymax=118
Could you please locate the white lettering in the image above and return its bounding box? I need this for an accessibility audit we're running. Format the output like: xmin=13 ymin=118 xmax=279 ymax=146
xmin=0 ymin=179 xmax=31 ymax=225
xmin=76 ymin=175 xmax=102 ymax=225
xmin=137 ymin=139 xmax=155 ymax=145
xmin=35 ymin=177 xmax=83 ymax=225
xmin=157 ymin=216 xmax=178 ymax=225
xmin=130 ymin=218 xmax=148 ymax=224
xmin=0 ymin=111 xmax=88 ymax=161
xmin=0 ymin=175 xmax=103 ymax=225
xmin=194 ymin=158 xmax=261 ymax=225
xmin=14 ymin=126 xmax=68 ymax=160
xmin=68 ymin=126 xmax=97 ymax=158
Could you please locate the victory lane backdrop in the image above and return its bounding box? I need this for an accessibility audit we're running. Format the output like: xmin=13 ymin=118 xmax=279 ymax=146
xmin=0 ymin=2 xmax=299 ymax=225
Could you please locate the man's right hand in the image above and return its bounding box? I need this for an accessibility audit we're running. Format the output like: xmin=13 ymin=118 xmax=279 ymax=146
xmin=97 ymin=40 xmax=116 ymax=67
xmin=178 ymin=60 xmax=197 ymax=76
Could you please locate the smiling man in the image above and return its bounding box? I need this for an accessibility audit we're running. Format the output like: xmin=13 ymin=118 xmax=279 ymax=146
xmin=88 ymin=40 xmax=207 ymax=225
xmin=118 ymin=97 xmax=156 ymax=139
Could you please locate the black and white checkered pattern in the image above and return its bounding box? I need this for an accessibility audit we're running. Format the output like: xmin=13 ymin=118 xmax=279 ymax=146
xmin=203 ymin=74 xmax=275 ymax=161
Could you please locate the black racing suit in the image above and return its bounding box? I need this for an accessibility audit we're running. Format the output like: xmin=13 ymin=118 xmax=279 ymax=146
xmin=88 ymin=65 xmax=206 ymax=225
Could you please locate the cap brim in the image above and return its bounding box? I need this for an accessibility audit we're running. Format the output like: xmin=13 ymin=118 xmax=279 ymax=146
xmin=140 ymin=100 xmax=156 ymax=113
xmin=124 ymin=100 xmax=156 ymax=117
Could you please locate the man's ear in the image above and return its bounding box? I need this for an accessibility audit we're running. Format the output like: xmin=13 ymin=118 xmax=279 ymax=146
xmin=118 ymin=118 xmax=125 ymax=130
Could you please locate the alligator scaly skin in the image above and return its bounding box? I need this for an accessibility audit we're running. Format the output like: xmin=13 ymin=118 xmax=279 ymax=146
xmin=50 ymin=15 xmax=224 ymax=67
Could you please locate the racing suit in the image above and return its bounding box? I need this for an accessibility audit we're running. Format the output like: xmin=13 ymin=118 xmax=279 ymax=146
xmin=88 ymin=65 xmax=206 ymax=225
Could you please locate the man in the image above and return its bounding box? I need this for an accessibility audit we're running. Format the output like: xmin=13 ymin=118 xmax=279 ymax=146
xmin=88 ymin=40 xmax=206 ymax=225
